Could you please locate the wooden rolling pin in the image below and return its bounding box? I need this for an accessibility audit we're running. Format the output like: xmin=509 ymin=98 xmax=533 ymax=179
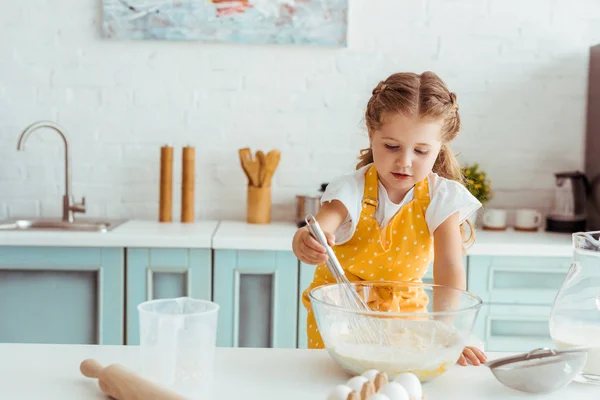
xmin=80 ymin=359 xmax=189 ymax=400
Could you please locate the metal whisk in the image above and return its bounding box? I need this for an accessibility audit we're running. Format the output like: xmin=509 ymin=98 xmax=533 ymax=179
xmin=305 ymin=215 xmax=390 ymax=345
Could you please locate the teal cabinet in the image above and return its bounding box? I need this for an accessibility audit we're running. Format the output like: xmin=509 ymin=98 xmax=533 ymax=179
xmin=214 ymin=250 xmax=298 ymax=348
xmin=0 ymin=246 xmax=124 ymax=345
xmin=468 ymin=256 xmax=571 ymax=305
xmin=0 ymin=231 xmax=569 ymax=354
xmin=467 ymin=255 xmax=568 ymax=352
xmin=126 ymin=248 xmax=212 ymax=345
xmin=474 ymin=304 xmax=554 ymax=352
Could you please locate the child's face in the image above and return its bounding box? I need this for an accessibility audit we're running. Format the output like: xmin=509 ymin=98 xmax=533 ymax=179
xmin=369 ymin=114 xmax=442 ymax=198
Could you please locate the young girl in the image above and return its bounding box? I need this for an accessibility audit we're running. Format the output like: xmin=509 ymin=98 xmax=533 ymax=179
xmin=293 ymin=71 xmax=486 ymax=367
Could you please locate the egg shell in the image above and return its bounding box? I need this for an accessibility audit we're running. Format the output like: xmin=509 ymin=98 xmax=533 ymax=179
xmin=361 ymin=369 xmax=380 ymax=382
xmin=327 ymin=384 xmax=352 ymax=400
xmin=368 ymin=394 xmax=391 ymax=400
xmin=393 ymin=373 xmax=422 ymax=400
xmin=378 ymin=382 xmax=409 ymax=400
xmin=347 ymin=376 xmax=369 ymax=392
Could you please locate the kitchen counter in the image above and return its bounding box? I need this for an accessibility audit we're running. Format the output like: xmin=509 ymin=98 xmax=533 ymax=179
xmin=468 ymin=229 xmax=573 ymax=257
xmin=0 ymin=220 xmax=219 ymax=248
xmin=212 ymin=221 xmax=574 ymax=257
xmin=1 ymin=343 xmax=597 ymax=399
xmin=0 ymin=219 xmax=574 ymax=257
xmin=212 ymin=220 xmax=299 ymax=251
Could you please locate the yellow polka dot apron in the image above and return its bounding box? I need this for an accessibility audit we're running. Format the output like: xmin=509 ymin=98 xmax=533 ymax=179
xmin=301 ymin=164 xmax=434 ymax=349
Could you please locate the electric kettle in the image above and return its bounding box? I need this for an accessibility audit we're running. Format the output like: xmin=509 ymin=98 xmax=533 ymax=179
xmin=546 ymin=171 xmax=590 ymax=233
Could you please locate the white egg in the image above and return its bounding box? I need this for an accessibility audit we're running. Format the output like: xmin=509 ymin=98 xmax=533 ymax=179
xmin=361 ymin=369 xmax=380 ymax=382
xmin=393 ymin=373 xmax=422 ymax=400
xmin=368 ymin=394 xmax=391 ymax=400
xmin=327 ymin=384 xmax=352 ymax=400
xmin=378 ymin=382 xmax=409 ymax=400
xmin=347 ymin=376 xmax=369 ymax=392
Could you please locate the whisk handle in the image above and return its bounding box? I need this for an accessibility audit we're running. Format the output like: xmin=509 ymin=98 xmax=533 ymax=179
xmin=305 ymin=215 xmax=345 ymax=277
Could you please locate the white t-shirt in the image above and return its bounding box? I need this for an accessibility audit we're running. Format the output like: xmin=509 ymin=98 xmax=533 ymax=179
xmin=321 ymin=164 xmax=482 ymax=244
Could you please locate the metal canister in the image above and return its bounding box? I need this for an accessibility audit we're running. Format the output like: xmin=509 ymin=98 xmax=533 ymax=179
xmin=295 ymin=183 xmax=328 ymax=228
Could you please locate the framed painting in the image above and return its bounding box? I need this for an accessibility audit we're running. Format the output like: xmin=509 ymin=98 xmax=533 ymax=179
xmin=101 ymin=0 xmax=348 ymax=46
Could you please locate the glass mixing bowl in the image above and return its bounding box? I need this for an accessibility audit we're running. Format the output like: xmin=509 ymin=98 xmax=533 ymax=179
xmin=309 ymin=281 xmax=482 ymax=382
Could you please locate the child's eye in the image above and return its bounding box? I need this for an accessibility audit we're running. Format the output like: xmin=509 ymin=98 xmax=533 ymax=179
xmin=415 ymin=149 xmax=429 ymax=155
xmin=385 ymin=144 xmax=399 ymax=150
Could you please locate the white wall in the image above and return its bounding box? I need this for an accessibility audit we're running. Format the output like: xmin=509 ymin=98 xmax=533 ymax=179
xmin=1 ymin=0 xmax=600 ymax=223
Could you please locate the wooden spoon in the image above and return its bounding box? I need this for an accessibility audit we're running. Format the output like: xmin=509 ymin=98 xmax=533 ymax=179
xmin=256 ymin=150 xmax=267 ymax=187
xmin=238 ymin=148 xmax=260 ymax=187
xmin=238 ymin=148 xmax=252 ymax=183
xmin=262 ymin=149 xmax=281 ymax=187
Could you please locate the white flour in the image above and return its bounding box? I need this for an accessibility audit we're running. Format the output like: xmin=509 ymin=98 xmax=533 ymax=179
xmin=553 ymin=325 xmax=600 ymax=377
xmin=327 ymin=319 xmax=464 ymax=382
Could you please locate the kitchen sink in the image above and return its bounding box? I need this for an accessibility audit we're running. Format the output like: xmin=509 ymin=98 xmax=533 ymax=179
xmin=0 ymin=218 xmax=128 ymax=233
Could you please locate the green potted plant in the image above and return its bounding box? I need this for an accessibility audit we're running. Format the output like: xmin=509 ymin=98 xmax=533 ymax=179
xmin=461 ymin=163 xmax=493 ymax=226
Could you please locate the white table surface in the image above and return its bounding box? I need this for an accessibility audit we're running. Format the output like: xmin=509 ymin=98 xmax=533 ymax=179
xmin=1 ymin=344 xmax=598 ymax=399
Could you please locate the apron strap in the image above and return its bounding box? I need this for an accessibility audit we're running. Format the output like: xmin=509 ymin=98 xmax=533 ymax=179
xmin=413 ymin=175 xmax=431 ymax=202
xmin=361 ymin=164 xmax=379 ymax=217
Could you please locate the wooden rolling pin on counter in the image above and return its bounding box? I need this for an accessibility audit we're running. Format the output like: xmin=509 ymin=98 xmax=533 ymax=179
xmin=80 ymin=359 xmax=187 ymax=400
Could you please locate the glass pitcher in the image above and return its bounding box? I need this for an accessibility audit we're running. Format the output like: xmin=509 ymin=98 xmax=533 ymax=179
xmin=549 ymin=231 xmax=600 ymax=384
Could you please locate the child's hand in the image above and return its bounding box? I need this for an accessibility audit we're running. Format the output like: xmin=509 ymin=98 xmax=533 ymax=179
xmin=292 ymin=226 xmax=335 ymax=265
xmin=458 ymin=346 xmax=487 ymax=366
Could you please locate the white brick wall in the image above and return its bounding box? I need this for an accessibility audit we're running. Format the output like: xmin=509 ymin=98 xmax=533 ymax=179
xmin=1 ymin=0 xmax=600 ymax=223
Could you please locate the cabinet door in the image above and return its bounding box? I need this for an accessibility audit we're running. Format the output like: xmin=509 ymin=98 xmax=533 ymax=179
xmin=126 ymin=248 xmax=212 ymax=345
xmin=214 ymin=250 xmax=298 ymax=349
xmin=467 ymin=256 xmax=570 ymax=305
xmin=473 ymin=304 xmax=553 ymax=352
xmin=0 ymin=246 xmax=124 ymax=345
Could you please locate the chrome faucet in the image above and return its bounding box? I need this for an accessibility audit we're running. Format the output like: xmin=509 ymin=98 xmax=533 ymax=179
xmin=17 ymin=121 xmax=86 ymax=223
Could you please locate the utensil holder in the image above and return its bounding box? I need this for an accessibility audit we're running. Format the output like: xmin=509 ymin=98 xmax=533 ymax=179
xmin=247 ymin=185 xmax=271 ymax=224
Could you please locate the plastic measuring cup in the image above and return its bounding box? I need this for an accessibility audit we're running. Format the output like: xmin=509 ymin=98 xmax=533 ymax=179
xmin=138 ymin=297 xmax=219 ymax=397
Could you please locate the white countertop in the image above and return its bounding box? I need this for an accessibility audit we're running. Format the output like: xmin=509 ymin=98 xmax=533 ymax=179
xmin=1 ymin=343 xmax=597 ymax=399
xmin=211 ymin=220 xmax=299 ymax=251
xmin=0 ymin=219 xmax=574 ymax=257
xmin=210 ymin=221 xmax=574 ymax=257
xmin=0 ymin=220 xmax=219 ymax=248
xmin=467 ymin=229 xmax=573 ymax=257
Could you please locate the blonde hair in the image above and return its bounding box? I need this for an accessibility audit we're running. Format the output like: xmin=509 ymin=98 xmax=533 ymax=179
xmin=358 ymin=71 xmax=474 ymax=248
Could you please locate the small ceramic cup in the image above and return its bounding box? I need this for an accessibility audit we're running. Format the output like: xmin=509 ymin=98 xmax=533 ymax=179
xmin=482 ymin=209 xmax=507 ymax=231
xmin=514 ymin=209 xmax=543 ymax=231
